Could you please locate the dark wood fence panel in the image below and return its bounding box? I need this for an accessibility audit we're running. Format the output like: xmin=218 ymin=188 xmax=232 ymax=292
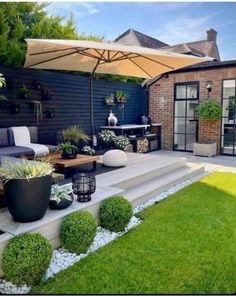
xmin=0 ymin=66 xmax=147 ymax=144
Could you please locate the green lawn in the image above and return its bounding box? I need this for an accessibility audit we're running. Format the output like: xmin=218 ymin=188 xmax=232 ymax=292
xmin=33 ymin=172 xmax=236 ymax=294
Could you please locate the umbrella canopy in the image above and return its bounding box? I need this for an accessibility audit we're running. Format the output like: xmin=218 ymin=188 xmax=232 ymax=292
xmin=24 ymin=39 xmax=210 ymax=78
xmin=24 ymin=39 xmax=211 ymax=139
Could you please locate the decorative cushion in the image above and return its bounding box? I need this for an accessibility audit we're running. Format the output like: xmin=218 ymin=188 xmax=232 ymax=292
xmin=103 ymin=149 xmax=128 ymax=167
xmin=0 ymin=128 xmax=9 ymax=147
xmin=28 ymin=126 xmax=38 ymax=143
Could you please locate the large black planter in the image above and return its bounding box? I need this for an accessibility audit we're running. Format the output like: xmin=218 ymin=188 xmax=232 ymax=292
xmin=49 ymin=196 xmax=73 ymax=210
xmin=4 ymin=175 xmax=52 ymax=223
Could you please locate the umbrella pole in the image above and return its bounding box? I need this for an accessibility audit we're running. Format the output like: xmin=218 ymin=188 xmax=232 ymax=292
xmin=89 ymin=75 xmax=94 ymax=136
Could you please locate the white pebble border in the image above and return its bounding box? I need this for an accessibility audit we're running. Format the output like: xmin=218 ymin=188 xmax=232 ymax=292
xmin=0 ymin=171 xmax=207 ymax=295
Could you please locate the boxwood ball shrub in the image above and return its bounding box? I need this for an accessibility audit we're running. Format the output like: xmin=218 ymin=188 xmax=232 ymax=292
xmin=2 ymin=233 xmax=53 ymax=286
xmin=99 ymin=196 xmax=133 ymax=232
xmin=60 ymin=211 xmax=97 ymax=254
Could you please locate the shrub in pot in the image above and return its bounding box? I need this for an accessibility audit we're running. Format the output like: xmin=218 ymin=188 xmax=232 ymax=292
xmin=2 ymin=233 xmax=53 ymax=286
xmin=60 ymin=211 xmax=97 ymax=254
xmin=60 ymin=125 xmax=90 ymax=151
xmin=194 ymin=100 xmax=222 ymax=157
xmin=0 ymin=159 xmax=53 ymax=222
xmin=18 ymin=83 xmax=30 ymax=99
xmin=99 ymin=129 xmax=116 ymax=148
xmin=99 ymin=196 xmax=132 ymax=232
xmin=81 ymin=145 xmax=96 ymax=155
xmin=59 ymin=142 xmax=78 ymax=159
xmin=113 ymin=135 xmax=130 ymax=151
xmin=49 ymin=184 xmax=73 ymax=210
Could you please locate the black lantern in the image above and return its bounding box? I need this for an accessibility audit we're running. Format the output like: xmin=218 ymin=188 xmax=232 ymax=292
xmin=72 ymin=173 xmax=96 ymax=202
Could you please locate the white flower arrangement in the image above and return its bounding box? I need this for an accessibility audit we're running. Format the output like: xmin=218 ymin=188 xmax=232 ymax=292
xmin=113 ymin=136 xmax=130 ymax=150
xmin=50 ymin=185 xmax=73 ymax=204
xmin=99 ymin=130 xmax=116 ymax=145
xmin=82 ymin=145 xmax=95 ymax=155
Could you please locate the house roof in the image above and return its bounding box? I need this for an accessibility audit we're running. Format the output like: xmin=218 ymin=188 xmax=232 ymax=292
xmin=161 ymin=40 xmax=220 ymax=61
xmin=146 ymin=59 xmax=236 ymax=87
xmin=114 ymin=28 xmax=220 ymax=61
xmin=114 ymin=28 xmax=169 ymax=49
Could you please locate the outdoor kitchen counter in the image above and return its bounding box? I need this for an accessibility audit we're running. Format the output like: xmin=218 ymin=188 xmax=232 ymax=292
xmin=100 ymin=123 xmax=162 ymax=150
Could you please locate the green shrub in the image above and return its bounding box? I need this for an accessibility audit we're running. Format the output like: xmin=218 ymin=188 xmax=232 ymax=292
xmin=2 ymin=233 xmax=53 ymax=286
xmin=99 ymin=196 xmax=133 ymax=232
xmin=60 ymin=211 xmax=97 ymax=254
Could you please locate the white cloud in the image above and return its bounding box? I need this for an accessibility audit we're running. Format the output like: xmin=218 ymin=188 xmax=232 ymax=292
xmin=46 ymin=2 xmax=100 ymax=19
xmin=137 ymin=2 xmax=194 ymax=11
xmin=151 ymin=12 xmax=219 ymax=45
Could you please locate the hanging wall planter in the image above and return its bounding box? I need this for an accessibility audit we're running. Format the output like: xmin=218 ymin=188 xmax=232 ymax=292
xmin=18 ymin=84 xmax=30 ymax=99
xmin=115 ymin=90 xmax=126 ymax=103
xmin=46 ymin=108 xmax=56 ymax=118
xmin=33 ymin=80 xmax=42 ymax=90
xmin=0 ymin=96 xmax=8 ymax=108
xmin=10 ymin=102 xmax=20 ymax=114
xmin=41 ymin=89 xmax=52 ymax=100
xmin=104 ymin=94 xmax=115 ymax=106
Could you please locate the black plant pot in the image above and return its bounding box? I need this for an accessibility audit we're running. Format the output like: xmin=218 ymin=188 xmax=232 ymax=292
xmin=61 ymin=150 xmax=77 ymax=159
xmin=4 ymin=175 xmax=52 ymax=223
xmin=46 ymin=112 xmax=55 ymax=118
xmin=49 ymin=196 xmax=73 ymax=210
xmin=19 ymin=92 xmax=29 ymax=99
xmin=11 ymin=105 xmax=20 ymax=114
xmin=41 ymin=90 xmax=52 ymax=100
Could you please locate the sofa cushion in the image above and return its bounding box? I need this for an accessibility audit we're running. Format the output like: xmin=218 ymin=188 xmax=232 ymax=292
xmin=0 ymin=146 xmax=35 ymax=158
xmin=8 ymin=126 xmax=39 ymax=145
xmin=0 ymin=128 xmax=9 ymax=147
xmin=45 ymin=144 xmax=58 ymax=153
xmin=28 ymin=126 xmax=38 ymax=143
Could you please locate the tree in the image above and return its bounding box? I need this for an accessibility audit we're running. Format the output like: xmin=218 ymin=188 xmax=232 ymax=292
xmin=0 ymin=3 xmax=101 ymax=67
xmin=0 ymin=3 xmax=142 ymax=83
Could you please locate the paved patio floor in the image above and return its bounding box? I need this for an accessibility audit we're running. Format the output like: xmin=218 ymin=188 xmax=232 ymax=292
xmin=151 ymin=150 xmax=236 ymax=173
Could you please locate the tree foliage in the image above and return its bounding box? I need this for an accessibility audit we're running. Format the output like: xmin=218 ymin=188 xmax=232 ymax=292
xmin=0 ymin=3 xmax=101 ymax=67
xmin=0 ymin=3 xmax=143 ymax=83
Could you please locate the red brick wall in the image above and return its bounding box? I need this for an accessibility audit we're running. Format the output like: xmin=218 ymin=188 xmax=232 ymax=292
xmin=149 ymin=66 xmax=236 ymax=154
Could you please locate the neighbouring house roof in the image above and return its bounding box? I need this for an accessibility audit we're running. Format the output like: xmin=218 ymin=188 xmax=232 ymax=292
xmin=114 ymin=28 xmax=169 ymax=49
xmin=146 ymin=59 xmax=236 ymax=87
xmin=161 ymin=40 xmax=220 ymax=61
xmin=114 ymin=28 xmax=220 ymax=61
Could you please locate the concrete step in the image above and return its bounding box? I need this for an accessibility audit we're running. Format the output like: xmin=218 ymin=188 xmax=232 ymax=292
xmin=124 ymin=164 xmax=205 ymax=207
xmin=97 ymin=157 xmax=187 ymax=190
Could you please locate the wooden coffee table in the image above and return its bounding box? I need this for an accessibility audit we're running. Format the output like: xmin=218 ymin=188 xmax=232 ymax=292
xmin=50 ymin=153 xmax=100 ymax=172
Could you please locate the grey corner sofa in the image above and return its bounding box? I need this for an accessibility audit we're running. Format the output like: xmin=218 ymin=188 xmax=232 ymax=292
xmin=0 ymin=126 xmax=58 ymax=158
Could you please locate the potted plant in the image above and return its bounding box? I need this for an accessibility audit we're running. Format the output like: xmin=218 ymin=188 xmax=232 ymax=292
xmin=10 ymin=101 xmax=20 ymax=114
xmin=0 ymin=95 xmax=7 ymax=108
xmin=193 ymin=100 xmax=222 ymax=157
xmin=81 ymin=145 xmax=96 ymax=155
xmin=0 ymin=159 xmax=53 ymax=222
xmin=60 ymin=125 xmax=90 ymax=151
xmin=41 ymin=88 xmax=52 ymax=100
xmin=115 ymin=90 xmax=126 ymax=103
xmin=104 ymin=94 xmax=115 ymax=105
xmin=46 ymin=108 xmax=56 ymax=118
xmin=18 ymin=83 xmax=30 ymax=99
xmin=49 ymin=184 xmax=73 ymax=210
xmin=113 ymin=135 xmax=130 ymax=151
xmin=59 ymin=142 xmax=78 ymax=159
xmin=99 ymin=129 xmax=116 ymax=148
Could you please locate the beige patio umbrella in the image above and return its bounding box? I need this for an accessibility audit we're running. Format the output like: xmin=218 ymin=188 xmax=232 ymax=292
xmin=24 ymin=39 xmax=210 ymax=137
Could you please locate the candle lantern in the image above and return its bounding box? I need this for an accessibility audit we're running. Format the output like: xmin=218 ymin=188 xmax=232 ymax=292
xmin=72 ymin=173 xmax=96 ymax=202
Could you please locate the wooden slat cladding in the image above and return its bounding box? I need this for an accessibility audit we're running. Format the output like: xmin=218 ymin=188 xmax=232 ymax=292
xmin=0 ymin=66 xmax=147 ymax=145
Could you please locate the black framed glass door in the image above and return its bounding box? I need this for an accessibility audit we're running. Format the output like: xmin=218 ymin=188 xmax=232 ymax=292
xmin=173 ymin=82 xmax=199 ymax=152
xmin=222 ymin=79 xmax=236 ymax=155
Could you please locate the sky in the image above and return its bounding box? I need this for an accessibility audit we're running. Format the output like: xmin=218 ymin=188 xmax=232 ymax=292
xmin=46 ymin=2 xmax=236 ymax=61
